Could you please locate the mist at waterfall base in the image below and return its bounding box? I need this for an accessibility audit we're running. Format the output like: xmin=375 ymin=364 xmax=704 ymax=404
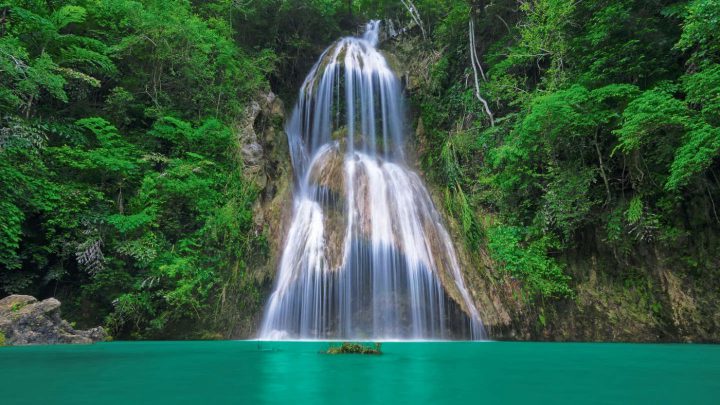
xmin=259 ymin=21 xmax=484 ymax=340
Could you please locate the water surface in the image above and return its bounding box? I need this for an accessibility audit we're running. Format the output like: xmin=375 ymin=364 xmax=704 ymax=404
xmin=1 ymin=341 xmax=718 ymax=404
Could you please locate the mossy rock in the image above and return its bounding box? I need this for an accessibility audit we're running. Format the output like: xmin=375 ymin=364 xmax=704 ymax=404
xmin=308 ymin=145 xmax=346 ymax=198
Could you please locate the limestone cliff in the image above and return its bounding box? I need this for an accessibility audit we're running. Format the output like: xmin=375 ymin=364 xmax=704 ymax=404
xmin=228 ymin=91 xmax=294 ymax=338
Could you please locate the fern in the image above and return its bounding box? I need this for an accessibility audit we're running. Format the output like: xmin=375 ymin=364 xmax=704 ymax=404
xmin=51 ymin=5 xmax=87 ymax=28
xmin=614 ymin=88 xmax=689 ymax=154
xmin=666 ymin=124 xmax=720 ymax=190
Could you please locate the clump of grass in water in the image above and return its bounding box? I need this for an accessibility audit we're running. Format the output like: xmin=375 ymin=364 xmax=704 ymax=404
xmin=326 ymin=342 xmax=382 ymax=355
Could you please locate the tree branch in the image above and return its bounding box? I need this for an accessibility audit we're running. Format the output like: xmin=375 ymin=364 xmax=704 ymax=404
xmin=594 ymin=127 xmax=612 ymax=206
xmin=400 ymin=0 xmax=426 ymax=41
xmin=468 ymin=18 xmax=494 ymax=127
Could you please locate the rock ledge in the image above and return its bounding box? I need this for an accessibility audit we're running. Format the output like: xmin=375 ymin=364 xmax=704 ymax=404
xmin=0 ymin=295 xmax=106 ymax=346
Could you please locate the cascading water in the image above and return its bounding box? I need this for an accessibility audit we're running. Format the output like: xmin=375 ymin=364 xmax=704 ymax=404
xmin=260 ymin=21 xmax=485 ymax=340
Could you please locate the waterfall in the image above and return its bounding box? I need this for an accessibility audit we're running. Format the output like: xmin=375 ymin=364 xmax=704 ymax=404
xmin=260 ymin=21 xmax=485 ymax=340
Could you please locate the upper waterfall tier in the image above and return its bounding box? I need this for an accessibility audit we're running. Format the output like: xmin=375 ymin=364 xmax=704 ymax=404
xmin=286 ymin=20 xmax=406 ymax=178
xmin=260 ymin=21 xmax=485 ymax=340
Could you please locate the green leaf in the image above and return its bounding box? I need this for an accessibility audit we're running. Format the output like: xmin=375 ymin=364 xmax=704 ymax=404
xmin=51 ymin=5 xmax=87 ymax=29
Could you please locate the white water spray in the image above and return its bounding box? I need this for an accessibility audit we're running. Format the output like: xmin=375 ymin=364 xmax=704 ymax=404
xmin=260 ymin=21 xmax=485 ymax=340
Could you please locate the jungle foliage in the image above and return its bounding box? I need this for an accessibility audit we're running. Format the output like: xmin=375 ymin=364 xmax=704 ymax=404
xmin=0 ymin=0 xmax=288 ymax=338
xmin=1 ymin=0 xmax=718 ymax=337
xmin=394 ymin=0 xmax=720 ymax=302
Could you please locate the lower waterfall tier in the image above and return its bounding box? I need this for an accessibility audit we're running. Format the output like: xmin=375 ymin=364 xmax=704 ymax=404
xmin=260 ymin=144 xmax=484 ymax=339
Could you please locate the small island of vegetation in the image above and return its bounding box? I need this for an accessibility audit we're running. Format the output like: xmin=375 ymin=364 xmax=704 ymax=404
xmin=326 ymin=342 xmax=383 ymax=355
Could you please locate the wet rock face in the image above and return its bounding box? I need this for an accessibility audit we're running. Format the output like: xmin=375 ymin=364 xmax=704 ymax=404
xmin=228 ymin=91 xmax=294 ymax=338
xmin=236 ymin=90 xmax=293 ymax=265
xmin=0 ymin=295 xmax=106 ymax=345
xmin=238 ymin=91 xmax=287 ymax=191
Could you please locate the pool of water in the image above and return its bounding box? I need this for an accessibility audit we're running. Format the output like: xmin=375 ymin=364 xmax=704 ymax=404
xmin=1 ymin=341 xmax=718 ymax=404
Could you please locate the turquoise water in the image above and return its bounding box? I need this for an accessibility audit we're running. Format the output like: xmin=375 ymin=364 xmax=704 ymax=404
xmin=1 ymin=341 xmax=719 ymax=404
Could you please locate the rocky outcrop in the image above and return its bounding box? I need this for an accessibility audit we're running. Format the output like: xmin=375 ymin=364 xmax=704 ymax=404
xmin=224 ymin=91 xmax=294 ymax=338
xmin=238 ymin=92 xmax=288 ymax=191
xmin=0 ymin=295 xmax=106 ymax=345
xmin=376 ymin=38 xmax=520 ymax=339
xmin=240 ymin=91 xmax=294 ymax=284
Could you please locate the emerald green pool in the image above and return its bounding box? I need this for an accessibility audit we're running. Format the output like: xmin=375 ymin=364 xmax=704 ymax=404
xmin=1 ymin=341 xmax=718 ymax=404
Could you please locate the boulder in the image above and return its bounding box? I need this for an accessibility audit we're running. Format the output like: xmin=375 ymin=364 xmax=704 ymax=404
xmin=0 ymin=295 xmax=107 ymax=346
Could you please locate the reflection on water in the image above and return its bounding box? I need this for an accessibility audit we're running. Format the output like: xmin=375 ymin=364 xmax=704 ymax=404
xmin=1 ymin=341 xmax=719 ymax=404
